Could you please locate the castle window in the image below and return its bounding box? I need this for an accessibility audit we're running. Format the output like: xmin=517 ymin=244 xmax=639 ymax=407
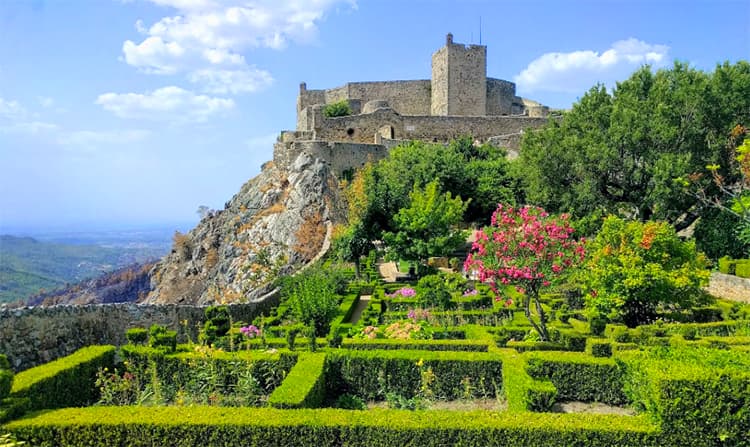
xmin=346 ymin=128 xmax=354 ymax=136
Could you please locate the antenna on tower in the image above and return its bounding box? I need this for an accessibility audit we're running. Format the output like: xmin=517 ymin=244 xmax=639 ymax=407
xmin=479 ymin=16 xmax=482 ymax=45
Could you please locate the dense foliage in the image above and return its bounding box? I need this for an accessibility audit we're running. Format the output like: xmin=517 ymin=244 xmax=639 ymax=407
xmin=582 ymin=217 xmax=710 ymax=327
xmin=520 ymin=62 xmax=750 ymax=232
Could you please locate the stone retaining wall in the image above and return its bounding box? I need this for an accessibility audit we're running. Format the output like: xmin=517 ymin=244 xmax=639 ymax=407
xmin=707 ymin=272 xmax=750 ymax=303
xmin=0 ymin=298 xmax=278 ymax=372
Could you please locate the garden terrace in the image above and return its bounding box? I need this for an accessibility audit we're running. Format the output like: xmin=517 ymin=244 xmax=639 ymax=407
xmin=2 ymin=267 xmax=750 ymax=446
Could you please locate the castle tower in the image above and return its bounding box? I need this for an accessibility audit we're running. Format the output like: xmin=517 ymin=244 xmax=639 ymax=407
xmin=430 ymin=33 xmax=487 ymax=116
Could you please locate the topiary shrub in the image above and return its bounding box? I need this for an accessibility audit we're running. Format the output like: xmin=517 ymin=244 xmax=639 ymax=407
xmin=589 ymin=316 xmax=607 ymax=336
xmin=148 ymin=325 xmax=177 ymax=353
xmin=125 ymin=328 xmax=148 ymax=345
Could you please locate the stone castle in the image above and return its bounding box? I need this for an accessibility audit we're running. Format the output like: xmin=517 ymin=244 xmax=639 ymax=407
xmin=273 ymin=34 xmax=551 ymax=177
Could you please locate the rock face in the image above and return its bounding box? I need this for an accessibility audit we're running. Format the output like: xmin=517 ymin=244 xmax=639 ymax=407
xmin=141 ymin=152 xmax=345 ymax=305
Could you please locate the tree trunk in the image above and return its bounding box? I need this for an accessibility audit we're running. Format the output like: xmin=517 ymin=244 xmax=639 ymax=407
xmin=523 ymin=294 xmax=549 ymax=342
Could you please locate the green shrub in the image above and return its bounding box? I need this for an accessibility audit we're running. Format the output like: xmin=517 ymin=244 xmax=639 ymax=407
xmin=120 ymin=345 xmax=297 ymax=402
xmin=589 ymin=316 xmax=607 ymax=336
xmin=550 ymin=329 xmax=587 ymax=352
xmin=325 ymin=349 xmax=502 ymax=401
xmin=680 ymin=326 xmax=697 ymax=341
xmin=736 ymin=261 xmax=750 ymax=278
xmin=0 ymin=354 xmax=10 ymax=371
xmin=282 ymin=267 xmax=341 ymax=337
xmin=717 ymin=256 xmax=734 ymax=274
xmin=335 ymin=393 xmax=366 ymax=410
xmin=621 ymin=347 xmax=750 ymax=447
xmin=525 ymin=352 xmax=628 ymax=405
xmin=148 ymin=325 xmax=177 ymax=353
xmin=322 ymin=100 xmax=352 ymax=118
xmin=503 ymin=354 xmax=557 ymax=412
xmin=285 ymin=324 xmax=303 ymax=351
xmin=582 ymin=217 xmax=710 ymax=327
xmin=0 ymin=397 xmax=29 ymax=424
xmin=587 ymin=340 xmax=613 ymax=358
xmin=507 ymin=341 xmax=565 ymax=352
xmin=11 ymin=345 xmax=116 ymax=411
xmin=0 ymin=370 xmax=13 ymax=399
xmin=125 ymin=327 xmax=148 ymax=345
xmin=3 ymin=406 xmax=661 ymax=447
xmin=415 ymin=274 xmax=453 ymax=310
xmin=342 ymin=339 xmax=488 ymax=352
xmin=268 ymin=354 xmax=326 ymax=409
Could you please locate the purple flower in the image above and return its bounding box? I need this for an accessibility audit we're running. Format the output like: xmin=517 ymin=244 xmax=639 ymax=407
xmin=240 ymin=325 xmax=261 ymax=338
xmin=462 ymin=289 xmax=478 ymax=297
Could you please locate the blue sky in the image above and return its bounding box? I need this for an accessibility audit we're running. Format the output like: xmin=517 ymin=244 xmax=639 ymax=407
xmin=1 ymin=0 xmax=748 ymax=233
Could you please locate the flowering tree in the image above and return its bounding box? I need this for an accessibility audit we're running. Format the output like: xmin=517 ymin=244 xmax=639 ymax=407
xmin=464 ymin=204 xmax=585 ymax=340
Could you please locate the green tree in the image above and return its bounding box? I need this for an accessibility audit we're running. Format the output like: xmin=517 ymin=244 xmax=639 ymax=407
xmin=282 ymin=267 xmax=341 ymax=336
xmin=582 ymin=216 xmax=711 ymax=327
xmin=382 ymin=180 xmax=468 ymax=269
xmin=520 ymin=62 xmax=750 ymax=230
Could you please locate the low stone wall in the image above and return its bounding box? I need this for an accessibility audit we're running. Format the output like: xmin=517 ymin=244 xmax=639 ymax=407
xmin=0 ymin=298 xmax=278 ymax=372
xmin=707 ymin=272 xmax=750 ymax=303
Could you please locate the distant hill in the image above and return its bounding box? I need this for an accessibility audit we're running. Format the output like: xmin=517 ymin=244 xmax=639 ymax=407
xmin=0 ymin=235 xmax=161 ymax=304
xmin=21 ymin=262 xmax=155 ymax=307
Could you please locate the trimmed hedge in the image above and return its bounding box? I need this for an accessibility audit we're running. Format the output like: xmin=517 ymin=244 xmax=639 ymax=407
xmin=621 ymin=348 xmax=750 ymax=447
xmin=0 ymin=397 xmax=29 ymax=423
xmin=10 ymin=345 xmax=116 ymax=411
xmin=502 ymin=352 xmax=557 ymax=412
xmin=341 ymin=339 xmax=488 ymax=352
xmin=525 ymin=352 xmax=628 ymax=405
xmin=3 ymin=406 xmax=661 ymax=447
xmin=119 ymin=345 xmax=297 ymax=399
xmin=507 ymin=341 xmax=565 ymax=352
xmin=0 ymin=369 xmax=12 ymax=399
xmin=325 ymin=349 xmax=503 ymax=400
xmin=587 ymin=339 xmax=613 ymax=358
xmin=0 ymin=354 xmax=10 ymax=370
xmin=268 ymin=353 xmax=326 ymax=409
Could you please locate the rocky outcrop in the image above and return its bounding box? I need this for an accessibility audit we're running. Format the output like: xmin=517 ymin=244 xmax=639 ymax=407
xmin=141 ymin=152 xmax=346 ymax=305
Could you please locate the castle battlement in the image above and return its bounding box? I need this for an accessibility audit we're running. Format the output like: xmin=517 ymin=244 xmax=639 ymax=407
xmin=276 ymin=34 xmax=551 ymax=177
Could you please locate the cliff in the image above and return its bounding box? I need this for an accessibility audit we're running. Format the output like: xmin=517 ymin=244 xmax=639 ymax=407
xmin=140 ymin=151 xmax=345 ymax=305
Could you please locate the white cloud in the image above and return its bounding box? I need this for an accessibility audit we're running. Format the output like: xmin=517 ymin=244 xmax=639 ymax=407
xmin=0 ymin=98 xmax=28 ymax=121
xmin=187 ymin=67 xmax=272 ymax=94
xmin=58 ymin=129 xmax=152 ymax=147
xmin=515 ymin=38 xmax=670 ymax=94
xmin=96 ymin=86 xmax=235 ymax=123
xmin=122 ymin=0 xmax=354 ymax=94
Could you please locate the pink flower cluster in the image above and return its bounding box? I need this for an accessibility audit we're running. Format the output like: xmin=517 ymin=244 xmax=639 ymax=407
xmin=239 ymin=325 xmax=261 ymax=338
xmin=407 ymin=308 xmax=431 ymax=322
xmin=464 ymin=204 xmax=586 ymax=300
xmin=386 ymin=287 xmax=416 ymax=298
xmin=362 ymin=326 xmax=380 ymax=339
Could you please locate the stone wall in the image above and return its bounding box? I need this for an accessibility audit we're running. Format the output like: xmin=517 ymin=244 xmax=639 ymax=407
xmin=486 ymin=78 xmax=516 ymax=116
xmin=706 ymin=272 xmax=750 ymax=304
xmin=312 ymin=109 xmax=547 ymax=145
xmin=274 ymin=139 xmax=389 ymax=177
xmin=0 ymin=299 xmax=278 ymax=372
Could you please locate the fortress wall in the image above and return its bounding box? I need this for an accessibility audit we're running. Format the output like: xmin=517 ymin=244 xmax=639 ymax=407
xmin=400 ymin=115 xmax=548 ymax=141
xmin=314 ymin=109 xmax=404 ymax=144
xmin=313 ymin=112 xmax=548 ymax=145
xmin=346 ymin=80 xmax=432 ymax=116
xmin=0 ymin=300 xmax=278 ymax=372
xmin=297 ymin=88 xmax=325 ymax=112
xmin=275 ymin=140 xmax=389 ymax=176
xmin=324 ymin=85 xmax=349 ymax=104
xmin=486 ymin=78 xmax=516 ymax=115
